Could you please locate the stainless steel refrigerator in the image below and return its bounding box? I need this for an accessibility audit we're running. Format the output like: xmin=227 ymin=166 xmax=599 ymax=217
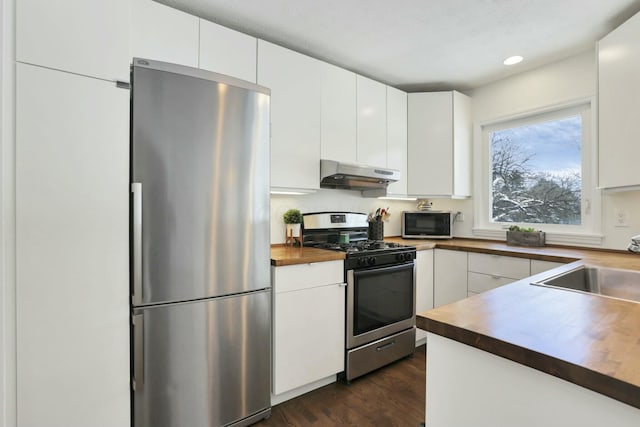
xmin=130 ymin=58 xmax=271 ymax=427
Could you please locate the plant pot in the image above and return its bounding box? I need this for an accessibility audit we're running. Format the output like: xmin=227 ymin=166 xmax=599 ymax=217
xmin=506 ymin=231 xmax=545 ymax=247
xmin=286 ymin=223 xmax=301 ymax=238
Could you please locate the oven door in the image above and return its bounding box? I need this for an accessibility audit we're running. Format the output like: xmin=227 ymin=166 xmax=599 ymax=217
xmin=346 ymin=262 xmax=416 ymax=349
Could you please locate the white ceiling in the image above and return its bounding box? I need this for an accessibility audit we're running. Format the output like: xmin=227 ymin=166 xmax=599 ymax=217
xmin=161 ymin=0 xmax=640 ymax=91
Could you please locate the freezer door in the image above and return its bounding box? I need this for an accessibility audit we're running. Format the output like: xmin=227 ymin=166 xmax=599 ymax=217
xmin=132 ymin=290 xmax=271 ymax=427
xmin=131 ymin=60 xmax=270 ymax=305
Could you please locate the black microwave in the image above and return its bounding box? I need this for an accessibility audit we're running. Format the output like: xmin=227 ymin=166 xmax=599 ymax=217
xmin=401 ymin=211 xmax=453 ymax=239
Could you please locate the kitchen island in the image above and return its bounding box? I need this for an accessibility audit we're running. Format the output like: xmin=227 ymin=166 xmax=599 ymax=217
xmin=415 ymin=242 xmax=640 ymax=426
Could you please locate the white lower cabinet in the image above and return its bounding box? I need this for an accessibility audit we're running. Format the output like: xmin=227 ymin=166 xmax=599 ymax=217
xmin=434 ymin=249 xmax=468 ymax=307
xmin=272 ymin=261 xmax=345 ymax=396
xmin=467 ymin=252 xmax=530 ymax=296
xmin=531 ymin=259 xmax=566 ymax=276
xmin=16 ymin=63 xmax=130 ymax=427
xmin=415 ymin=250 xmax=434 ymax=342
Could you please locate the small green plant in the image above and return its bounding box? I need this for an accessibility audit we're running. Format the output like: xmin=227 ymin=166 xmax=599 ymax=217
xmin=283 ymin=209 xmax=303 ymax=224
xmin=508 ymin=225 xmax=538 ymax=232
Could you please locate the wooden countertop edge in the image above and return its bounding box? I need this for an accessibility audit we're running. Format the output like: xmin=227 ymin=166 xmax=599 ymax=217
xmin=417 ymin=316 xmax=640 ymax=409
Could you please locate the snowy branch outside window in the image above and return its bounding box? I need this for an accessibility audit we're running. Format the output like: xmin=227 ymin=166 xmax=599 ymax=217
xmin=490 ymin=115 xmax=582 ymax=225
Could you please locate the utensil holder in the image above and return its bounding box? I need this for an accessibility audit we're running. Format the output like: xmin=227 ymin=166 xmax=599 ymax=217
xmin=368 ymin=221 xmax=384 ymax=241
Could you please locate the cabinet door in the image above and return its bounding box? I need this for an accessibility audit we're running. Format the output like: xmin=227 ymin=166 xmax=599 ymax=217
xmin=598 ymin=12 xmax=640 ymax=189
xmin=357 ymin=75 xmax=387 ymax=166
xmin=407 ymin=91 xmax=472 ymax=197
xmin=273 ymin=283 xmax=345 ymax=395
xmin=415 ymin=250 xmax=434 ymax=342
xmin=321 ymin=62 xmax=357 ymax=163
xmin=408 ymin=92 xmax=453 ymax=196
xmin=452 ymin=91 xmax=472 ymax=197
xmin=16 ymin=63 xmax=129 ymax=427
xmin=434 ymin=249 xmax=468 ymax=307
xmin=258 ymin=40 xmax=321 ymax=191
xmin=387 ymin=86 xmax=408 ymax=195
xmin=131 ymin=0 xmax=199 ymax=68
xmin=17 ymin=0 xmax=130 ymax=81
xmin=199 ymin=19 xmax=257 ymax=83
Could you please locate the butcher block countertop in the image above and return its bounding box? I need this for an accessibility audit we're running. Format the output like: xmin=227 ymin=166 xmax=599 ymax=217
xmin=271 ymin=238 xmax=640 ymax=408
xmin=404 ymin=238 xmax=640 ymax=410
xmin=270 ymin=245 xmax=345 ymax=266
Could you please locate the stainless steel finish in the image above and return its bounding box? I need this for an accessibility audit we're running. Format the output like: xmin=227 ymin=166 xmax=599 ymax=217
xmin=131 ymin=182 xmax=142 ymax=306
xmin=132 ymin=58 xmax=271 ymax=306
xmin=346 ymin=264 xmax=416 ymax=349
xmin=532 ymin=265 xmax=640 ymax=303
xmin=320 ymin=159 xmax=399 ymax=193
xmin=303 ymin=212 xmax=368 ymax=230
xmin=132 ymin=313 xmax=144 ymax=391
xmin=132 ymin=290 xmax=271 ymax=427
xmin=133 ymin=57 xmax=269 ymax=95
xmin=131 ymin=58 xmax=272 ymax=427
xmin=345 ymin=328 xmax=415 ymax=381
xmin=401 ymin=210 xmax=453 ymax=239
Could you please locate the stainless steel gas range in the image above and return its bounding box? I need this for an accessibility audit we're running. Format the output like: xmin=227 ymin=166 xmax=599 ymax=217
xmin=303 ymin=212 xmax=417 ymax=382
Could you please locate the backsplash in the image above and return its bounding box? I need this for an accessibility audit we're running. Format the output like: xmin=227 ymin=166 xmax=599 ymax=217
xmin=270 ymin=189 xmax=472 ymax=244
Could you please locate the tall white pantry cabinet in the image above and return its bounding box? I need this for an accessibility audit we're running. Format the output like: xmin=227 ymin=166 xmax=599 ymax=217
xmin=15 ymin=0 xmax=131 ymax=426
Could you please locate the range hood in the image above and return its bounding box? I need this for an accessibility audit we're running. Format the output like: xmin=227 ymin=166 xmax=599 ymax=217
xmin=320 ymin=159 xmax=400 ymax=197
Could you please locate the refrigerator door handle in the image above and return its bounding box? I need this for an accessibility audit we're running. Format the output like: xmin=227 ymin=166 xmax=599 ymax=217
xmin=131 ymin=182 xmax=142 ymax=305
xmin=132 ymin=313 xmax=144 ymax=391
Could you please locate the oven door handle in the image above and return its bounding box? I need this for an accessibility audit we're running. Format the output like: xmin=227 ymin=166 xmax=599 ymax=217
xmin=349 ymin=261 xmax=415 ymax=280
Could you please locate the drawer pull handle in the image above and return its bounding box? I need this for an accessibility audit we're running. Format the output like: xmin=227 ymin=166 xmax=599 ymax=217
xmin=376 ymin=341 xmax=396 ymax=352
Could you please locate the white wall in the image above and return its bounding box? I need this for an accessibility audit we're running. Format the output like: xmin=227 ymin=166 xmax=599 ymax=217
xmin=466 ymin=49 xmax=640 ymax=250
xmin=0 ymin=0 xmax=16 ymax=426
xmin=270 ymin=190 xmax=419 ymax=243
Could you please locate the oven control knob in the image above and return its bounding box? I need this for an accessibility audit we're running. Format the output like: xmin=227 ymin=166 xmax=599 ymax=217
xmin=358 ymin=257 xmax=367 ymax=267
xmin=396 ymin=253 xmax=406 ymax=261
xmin=367 ymin=257 xmax=376 ymax=266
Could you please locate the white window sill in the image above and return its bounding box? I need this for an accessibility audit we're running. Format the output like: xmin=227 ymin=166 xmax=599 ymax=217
xmin=472 ymin=228 xmax=604 ymax=247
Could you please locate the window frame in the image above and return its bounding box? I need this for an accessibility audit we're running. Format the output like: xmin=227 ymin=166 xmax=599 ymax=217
xmin=473 ymin=99 xmax=602 ymax=246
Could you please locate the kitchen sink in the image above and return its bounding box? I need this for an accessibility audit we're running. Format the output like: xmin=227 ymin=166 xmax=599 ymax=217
xmin=531 ymin=265 xmax=640 ymax=303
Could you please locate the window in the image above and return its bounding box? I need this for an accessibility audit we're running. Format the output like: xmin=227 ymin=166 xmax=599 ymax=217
xmin=475 ymin=102 xmax=601 ymax=245
xmin=491 ymin=115 xmax=582 ymax=225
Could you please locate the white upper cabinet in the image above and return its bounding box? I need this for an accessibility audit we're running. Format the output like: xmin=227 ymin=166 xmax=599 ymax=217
xmin=258 ymin=40 xmax=322 ymax=191
xmin=598 ymin=11 xmax=640 ymax=189
xmin=357 ymin=75 xmax=387 ymax=166
xmin=320 ymin=62 xmax=357 ymax=163
xmin=386 ymin=86 xmax=408 ymax=195
xmin=131 ymin=0 xmax=199 ymax=68
xmin=16 ymin=0 xmax=130 ymax=81
xmin=199 ymin=19 xmax=257 ymax=83
xmin=407 ymin=91 xmax=471 ymax=198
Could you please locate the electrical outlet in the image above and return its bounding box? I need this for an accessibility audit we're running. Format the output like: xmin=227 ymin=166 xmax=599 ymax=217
xmin=456 ymin=211 xmax=464 ymax=222
xmin=614 ymin=208 xmax=629 ymax=227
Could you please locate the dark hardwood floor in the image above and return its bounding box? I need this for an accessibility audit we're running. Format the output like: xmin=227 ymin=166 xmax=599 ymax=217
xmin=254 ymin=345 xmax=426 ymax=427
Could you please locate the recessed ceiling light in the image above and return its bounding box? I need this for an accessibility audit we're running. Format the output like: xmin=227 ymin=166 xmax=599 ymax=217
xmin=503 ymin=55 xmax=524 ymax=66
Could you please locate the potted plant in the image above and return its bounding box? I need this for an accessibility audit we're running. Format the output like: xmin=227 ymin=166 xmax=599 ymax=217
xmin=506 ymin=225 xmax=546 ymax=247
xmin=283 ymin=209 xmax=303 ymax=243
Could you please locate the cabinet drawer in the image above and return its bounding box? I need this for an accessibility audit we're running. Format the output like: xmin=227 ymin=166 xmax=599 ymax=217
xmin=530 ymin=259 xmax=565 ymax=276
xmin=272 ymin=260 xmax=343 ymax=293
xmin=468 ymin=272 xmax=515 ymax=293
xmin=468 ymin=253 xmax=530 ymax=279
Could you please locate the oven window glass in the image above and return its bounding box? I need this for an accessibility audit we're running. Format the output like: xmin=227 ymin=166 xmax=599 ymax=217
xmin=404 ymin=213 xmax=451 ymax=236
xmin=353 ymin=264 xmax=414 ymax=336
